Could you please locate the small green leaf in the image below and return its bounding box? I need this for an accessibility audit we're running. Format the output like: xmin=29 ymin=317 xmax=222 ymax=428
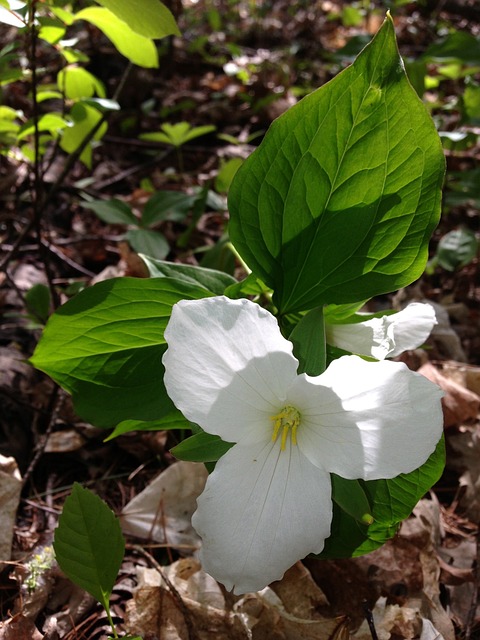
xmin=106 ymin=412 xmax=191 ymax=440
xmin=199 ymin=234 xmax=236 ymax=275
xmin=435 ymin=228 xmax=478 ymax=271
xmin=126 ymin=228 xmax=170 ymax=260
xmin=82 ymin=198 xmax=137 ymax=225
xmin=57 ymin=66 xmax=106 ymax=100
xmin=171 ymin=432 xmax=234 ymax=463
xmin=142 ymin=190 xmax=196 ymax=227
xmin=141 ymin=256 xmax=237 ymax=294
xmin=224 ymin=273 xmax=270 ymax=299
xmin=331 ymin=475 xmax=373 ymax=525
xmin=38 ymin=16 xmax=66 ymax=44
xmin=323 ymin=301 xmax=369 ymax=323
xmin=215 ymin=157 xmax=243 ymax=194
xmin=54 ymin=484 xmax=125 ymax=610
xmin=94 ymin=0 xmax=180 ymax=39
xmin=424 ymin=31 xmax=480 ymax=64
xmin=140 ymin=122 xmax=216 ymax=147
xmin=75 ymin=7 xmax=158 ymax=68
xmin=60 ymin=103 xmax=108 ymax=168
xmin=17 ymin=114 xmax=67 ymax=140
xmin=25 ymin=284 xmax=51 ymax=324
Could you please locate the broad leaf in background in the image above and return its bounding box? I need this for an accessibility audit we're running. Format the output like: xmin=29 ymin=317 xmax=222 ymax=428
xmin=434 ymin=228 xmax=478 ymax=271
xmin=81 ymin=198 xmax=138 ymax=225
xmin=54 ymin=483 xmax=124 ymax=612
xmin=31 ymin=278 xmax=210 ymax=427
xmin=141 ymin=190 xmax=197 ymax=226
xmin=141 ymin=256 xmax=237 ymax=294
xmin=75 ymin=7 xmax=158 ymax=68
xmin=140 ymin=122 xmax=216 ymax=147
xmin=60 ymin=102 xmax=107 ymax=168
xmin=57 ymin=65 xmax=106 ymax=100
xmin=229 ymin=14 xmax=445 ymax=314
xmin=125 ymin=228 xmax=170 ymax=260
xmin=94 ymin=0 xmax=180 ymax=39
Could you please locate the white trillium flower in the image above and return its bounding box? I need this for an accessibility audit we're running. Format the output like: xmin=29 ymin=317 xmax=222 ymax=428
xmin=325 ymin=302 xmax=437 ymax=360
xmin=162 ymin=297 xmax=443 ymax=595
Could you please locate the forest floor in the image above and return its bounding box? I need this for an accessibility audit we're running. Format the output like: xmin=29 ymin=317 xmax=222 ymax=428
xmin=0 ymin=1 xmax=479 ymax=639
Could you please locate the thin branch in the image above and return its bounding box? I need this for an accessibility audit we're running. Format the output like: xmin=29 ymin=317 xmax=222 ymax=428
xmin=28 ymin=0 xmax=59 ymax=308
xmin=22 ymin=387 xmax=64 ymax=488
xmin=362 ymin=600 xmax=379 ymax=640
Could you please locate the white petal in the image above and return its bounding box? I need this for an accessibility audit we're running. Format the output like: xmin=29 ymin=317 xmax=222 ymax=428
xmin=387 ymin=302 xmax=437 ymax=358
xmin=192 ymin=440 xmax=332 ymax=594
xmin=162 ymin=297 xmax=299 ymax=444
xmin=326 ymin=316 xmax=394 ymax=359
xmin=326 ymin=303 xmax=437 ymax=359
xmin=291 ymin=356 xmax=443 ymax=480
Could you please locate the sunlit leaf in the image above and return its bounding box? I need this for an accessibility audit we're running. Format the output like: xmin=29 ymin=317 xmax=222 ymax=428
xmin=94 ymin=0 xmax=180 ymax=39
xmin=57 ymin=65 xmax=106 ymax=100
xmin=75 ymin=7 xmax=158 ymax=68
xmin=31 ymin=278 xmax=210 ymax=427
xmin=229 ymin=15 xmax=444 ymax=314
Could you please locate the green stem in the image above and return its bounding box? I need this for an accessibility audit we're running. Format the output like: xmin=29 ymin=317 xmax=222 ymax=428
xmin=104 ymin=603 xmax=119 ymax=639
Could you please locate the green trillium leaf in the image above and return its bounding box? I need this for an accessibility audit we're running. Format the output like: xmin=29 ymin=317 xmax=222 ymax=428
xmin=31 ymin=277 xmax=210 ymax=427
xmin=228 ymin=14 xmax=445 ymax=314
xmin=319 ymin=436 xmax=445 ymax=558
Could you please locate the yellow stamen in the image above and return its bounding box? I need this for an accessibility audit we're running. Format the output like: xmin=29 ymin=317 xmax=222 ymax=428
xmin=271 ymin=405 xmax=301 ymax=451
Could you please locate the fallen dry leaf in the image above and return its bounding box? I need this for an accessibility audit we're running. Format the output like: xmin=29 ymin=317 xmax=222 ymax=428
xmin=0 ymin=454 xmax=22 ymax=561
xmin=448 ymin=425 xmax=480 ymax=521
xmin=125 ymin=559 xmax=344 ymax=640
xmin=417 ymin=362 xmax=480 ymax=427
xmin=0 ymin=614 xmax=43 ymax=640
xmin=119 ymin=461 xmax=207 ymax=549
xmin=353 ymin=597 xmax=445 ymax=640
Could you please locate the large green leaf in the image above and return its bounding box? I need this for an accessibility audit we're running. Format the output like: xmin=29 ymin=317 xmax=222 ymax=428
xmin=75 ymin=7 xmax=158 ymax=68
xmin=30 ymin=277 xmax=209 ymax=427
xmin=228 ymin=14 xmax=445 ymax=314
xmin=54 ymin=483 xmax=125 ymax=611
xmin=94 ymin=0 xmax=180 ymax=39
xmin=319 ymin=436 xmax=445 ymax=558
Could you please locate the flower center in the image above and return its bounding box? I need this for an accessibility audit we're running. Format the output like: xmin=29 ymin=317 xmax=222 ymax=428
xmin=271 ymin=405 xmax=301 ymax=451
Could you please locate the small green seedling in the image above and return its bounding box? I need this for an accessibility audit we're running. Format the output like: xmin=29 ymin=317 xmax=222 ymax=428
xmin=54 ymin=484 xmax=129 ymax=640
xmin=140 ymin=121 xmax=216 ymax=171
